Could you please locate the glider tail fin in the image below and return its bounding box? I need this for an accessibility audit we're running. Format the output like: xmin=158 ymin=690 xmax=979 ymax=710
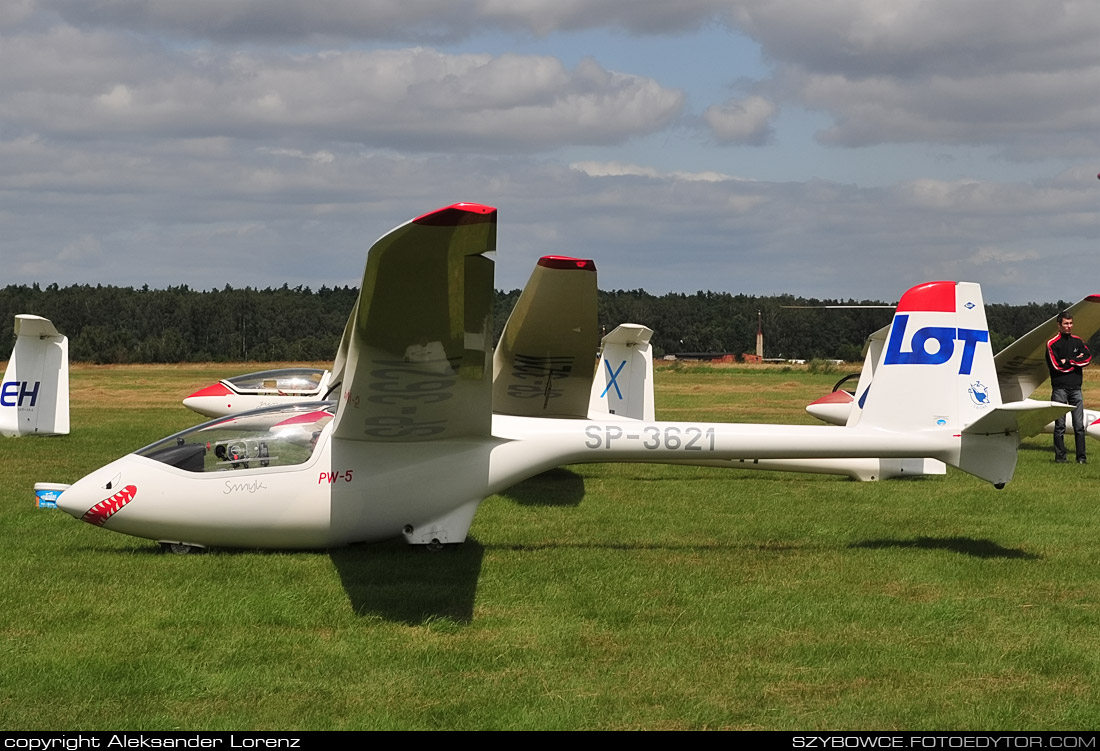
xmin=1 ymin=315 xmax=69 ymax=436
xmin=588 ymin=324 xmax=655 ymax=421
xmin=854 ymin=281 xmax=1066 ymax=485
xmin=492 ymin=256 xmax=599 ymax=419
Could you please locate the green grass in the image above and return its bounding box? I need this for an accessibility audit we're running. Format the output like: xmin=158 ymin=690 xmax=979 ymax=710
xmin=2 ymin=363 xmax=1100 ymax=729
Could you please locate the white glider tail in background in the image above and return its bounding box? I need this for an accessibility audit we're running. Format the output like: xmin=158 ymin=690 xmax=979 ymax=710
xmin=807 ymin=294 xmax=1100 ymax=440
xmin=1 ymin=315 xmax=69 ymax=437
xmin=53 ymin=206 xmax=1068 ymax=552
xmin=589 ymin=324 xmax=655 ymax=422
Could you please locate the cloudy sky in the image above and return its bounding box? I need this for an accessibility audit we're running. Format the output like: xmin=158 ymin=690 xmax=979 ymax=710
xmin=3 ymin=0 xmax=1098 ymax=303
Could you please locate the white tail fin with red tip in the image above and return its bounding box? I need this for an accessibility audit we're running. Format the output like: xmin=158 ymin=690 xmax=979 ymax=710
xmin=855 ymin=281 xmax=1066 ymax=485
xmin=857 ymin=281 xmax=998 ymax=431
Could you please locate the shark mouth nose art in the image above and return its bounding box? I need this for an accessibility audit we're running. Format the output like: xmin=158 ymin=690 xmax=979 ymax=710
xmin=81 ymin=485 xmax=137 ymax=527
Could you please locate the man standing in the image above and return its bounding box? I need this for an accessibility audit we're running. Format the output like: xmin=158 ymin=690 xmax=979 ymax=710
xmin=1047 ymin=311 xmax=1092 ymax=463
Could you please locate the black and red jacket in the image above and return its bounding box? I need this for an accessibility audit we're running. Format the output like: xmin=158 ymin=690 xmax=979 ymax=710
xmin=1047 ymin=332 xmax=1092 ymax=388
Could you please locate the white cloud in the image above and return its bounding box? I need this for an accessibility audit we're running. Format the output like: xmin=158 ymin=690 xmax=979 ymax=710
xmin=58 ymin=234 xmax=103 ymax=264
xmin=571 ymin=161 xmax=741 ymax=183
xmin=20 ymin=1 xmax=1100 ymax=159
xmin=4 ymin=134 xmax=1094 ymax=303
xmin=3 ymin=2 xmax=1099 ymax=307
xmin=703 ymin=95 xmax=776 ymax=145
xmin=39 ymin=0 xmax=733 ymax=41
xmin=0 ymin=32 xmax=683 ymax=151
xmin=730 ymin=0 xmax=1100 ymax=157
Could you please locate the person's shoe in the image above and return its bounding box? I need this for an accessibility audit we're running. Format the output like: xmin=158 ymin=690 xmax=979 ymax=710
xmin=1078 ymin=458 xmax=1088 ymax=464
xmin=1055 ymin=458 xmax=1069 ymax=463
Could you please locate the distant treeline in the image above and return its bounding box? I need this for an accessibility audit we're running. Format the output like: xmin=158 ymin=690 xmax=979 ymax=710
xmin=0 ymin=283 xmax=1085 ymax=364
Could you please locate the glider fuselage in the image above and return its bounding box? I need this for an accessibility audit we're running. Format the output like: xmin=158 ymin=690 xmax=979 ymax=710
xmin=58 ymin=410 xmax=957 ymax=550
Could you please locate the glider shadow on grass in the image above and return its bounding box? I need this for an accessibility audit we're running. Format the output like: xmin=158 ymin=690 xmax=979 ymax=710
xmin=850 ymin=536 xmax=1039 ymax=560
xmin=330 ymin=539 xmax=484 ymax=625
xmin=498 ymin=467 xmax=586 ymax=507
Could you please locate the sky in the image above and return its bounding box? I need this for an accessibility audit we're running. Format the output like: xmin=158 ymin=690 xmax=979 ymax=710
xmin=2 ymin=0 xmax=1098 ymax=304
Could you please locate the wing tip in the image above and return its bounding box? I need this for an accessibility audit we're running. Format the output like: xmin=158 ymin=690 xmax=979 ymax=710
xmin=537 ymin=255 xmax=597 ymax=272
xmin=413 ymin=203 xmax=496 ymax=226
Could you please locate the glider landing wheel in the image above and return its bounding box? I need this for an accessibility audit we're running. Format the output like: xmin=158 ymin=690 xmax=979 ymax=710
xmin=161 ymin=542 xmax=203 ymax=555
xmin=426 ymin=538 xmax=446 ymax=552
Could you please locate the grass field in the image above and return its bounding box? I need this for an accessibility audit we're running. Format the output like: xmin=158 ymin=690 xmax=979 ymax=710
xmin=3 ymin=362 xmax=1100 ymax=730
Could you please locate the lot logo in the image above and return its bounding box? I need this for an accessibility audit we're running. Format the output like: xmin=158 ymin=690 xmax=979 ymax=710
xmin=883 ymin=315 xmax=989 ymax=375
xmin=0 ymin=380 xmax=40 ymax=408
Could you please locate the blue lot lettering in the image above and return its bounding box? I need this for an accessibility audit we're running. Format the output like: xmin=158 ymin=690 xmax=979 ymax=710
xmin=1 ymin=380 xmax=40 ymax=407
xmin=883 ymin=315 xmax=989 ymax=375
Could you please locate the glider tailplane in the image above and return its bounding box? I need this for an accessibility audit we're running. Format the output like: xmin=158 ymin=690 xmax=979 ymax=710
xmin=1 ymin=315 xmax=70 ymax=437
xmin=588 ymin=324 xmax=655 ymax=421
xmin=854 ymin=281 xmax=1065 ymax=486
xmin=492 ymin=256 xmax=599 ymax=419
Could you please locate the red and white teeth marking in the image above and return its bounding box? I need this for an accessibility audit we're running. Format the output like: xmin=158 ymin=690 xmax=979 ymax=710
xmin=81 ymin=485 xmax=137 ymax=527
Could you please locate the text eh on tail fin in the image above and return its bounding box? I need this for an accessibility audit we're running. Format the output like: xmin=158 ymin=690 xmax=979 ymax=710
xmin=1 ymin=315 xmax=70 ymax=437
xmin=589 ymin=324 xmax=655 ymax=421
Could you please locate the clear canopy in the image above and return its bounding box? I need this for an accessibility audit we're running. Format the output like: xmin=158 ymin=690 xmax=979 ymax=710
xmin=225 ymin=368 xmax=327 ymax=395
xmin=136 ymin=403 xmax=335 ymax=473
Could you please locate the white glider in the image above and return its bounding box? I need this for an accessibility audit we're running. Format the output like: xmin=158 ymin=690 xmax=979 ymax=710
xmin=183 ymin=367 xmax=333 ymax=418
xmin=53 ymin=205 xmax=1066 ymax=551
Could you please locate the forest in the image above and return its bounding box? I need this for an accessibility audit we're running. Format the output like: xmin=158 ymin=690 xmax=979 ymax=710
xmin=0 ymin=283 xmax=1084 ymax=364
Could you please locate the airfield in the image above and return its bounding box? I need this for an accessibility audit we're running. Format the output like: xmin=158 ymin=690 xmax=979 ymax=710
xmin=4 ymin=361 xmax=1100 ymax=730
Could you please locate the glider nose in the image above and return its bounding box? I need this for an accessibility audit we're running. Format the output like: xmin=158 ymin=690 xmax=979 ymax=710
xmin=55 ymin=487 xmax=90 ymax=522
xmin=183 ymin=382 xmax=234 ymax=417
xmin=1088 ymin=417 xmax=1100 ymax=441
xmin=805 ymin=390 xmax=855 ymax=426
xmin=56 ymin=473 xmax=137 ymax=527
